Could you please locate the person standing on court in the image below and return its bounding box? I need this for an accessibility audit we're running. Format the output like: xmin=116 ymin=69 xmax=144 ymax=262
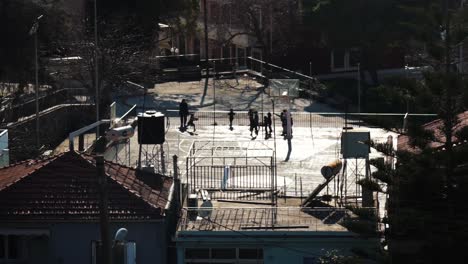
xmin=266 ymin=112 xmax=272 ymax=138
xmin=228 ymin=109 xmax=236 ymax=130
xmin=253 ymin=111 xmax=259 ymax=136
xmin=186 ymin=113 xmax=198 ymax=132
xmin=179 ymin=99 xmax=189 ymax=130
xmin=276 ymin=109 xmax=287 ymax=136
xmin=263 ymin=115 xmax=270 ymax=139
xmin=248 ymin=109 xmax=254 ymax=135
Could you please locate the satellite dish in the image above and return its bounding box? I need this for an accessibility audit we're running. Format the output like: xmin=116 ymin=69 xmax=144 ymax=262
xmin=198 ymin=200 xmax=213 ymax=219
xmin=114 ymin=228 xmax=128 ymax=242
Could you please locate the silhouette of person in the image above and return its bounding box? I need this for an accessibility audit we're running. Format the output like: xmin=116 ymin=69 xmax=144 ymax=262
xmin=179 ymin=99 xmax=189 ymax=130
xmin=228 ymin=109 xmax=236 ymax=130
xmin=264 ymin=115 xmax=270 ymax=139
xmin=266 ymin=112 xmax=272 ymax=136
xmin=186 ymin=113 xmax=198 ymax=132
xmin=251 ymin=111 xmax=259 ymax=137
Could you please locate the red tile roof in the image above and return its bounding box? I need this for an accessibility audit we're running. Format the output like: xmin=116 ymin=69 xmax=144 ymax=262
xmin=0 ymin=152 xmax=174 ymax=221
xmin=398 ymin=111 xmax=468 ymax=152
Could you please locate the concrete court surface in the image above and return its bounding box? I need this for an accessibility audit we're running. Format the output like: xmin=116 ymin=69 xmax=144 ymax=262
xmin=105 ymin=116 xmax=397 ymax=202
xmin=107 ymin=78 xmax=397 ymax=217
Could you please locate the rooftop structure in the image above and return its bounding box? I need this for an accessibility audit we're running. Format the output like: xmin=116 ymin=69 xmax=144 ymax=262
xmin=0 ymin=151 xmax=174 ymax=221
xmin=186 ymin=140 xmax=276 ymax=200
xmin=398 ymin=110 xmax=468 ymax=152
xmin=179 ymin=199 xmax=350 ymax=232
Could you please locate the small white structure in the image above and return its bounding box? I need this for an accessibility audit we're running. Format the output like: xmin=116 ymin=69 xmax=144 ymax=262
xmin=105 ymin=125 xmax=135 ymax=141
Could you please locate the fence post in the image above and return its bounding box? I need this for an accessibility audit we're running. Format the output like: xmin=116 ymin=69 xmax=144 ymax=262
xmin=300 ymin=177 xmax=303 ymax=205
xmin=295 ymin=173 xmax=297 ymax=196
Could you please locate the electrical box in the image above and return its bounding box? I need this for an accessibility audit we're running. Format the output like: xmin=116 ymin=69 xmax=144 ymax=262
xmin=341 ymin=130 xmax=370 ymax=158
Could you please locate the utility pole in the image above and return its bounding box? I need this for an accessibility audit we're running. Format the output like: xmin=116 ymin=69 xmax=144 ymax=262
xmin=201 ymin=0 xmax=210 ymax=105
xmin=357 ymin=63 xmax=361 ymax=117
xmin=94 ymin=0 xmax=100 ymax=137
xmin=29 ymin=15 xmax=43 ymax=150
xmin=96 ymin=155 xmax=112 ymax=264
xmin=270 ymin=4 xmax=273 ymax=56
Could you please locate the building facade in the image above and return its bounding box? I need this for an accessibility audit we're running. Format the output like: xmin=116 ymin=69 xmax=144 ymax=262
xmin=0 ymin=151 xmax=177 ymax=264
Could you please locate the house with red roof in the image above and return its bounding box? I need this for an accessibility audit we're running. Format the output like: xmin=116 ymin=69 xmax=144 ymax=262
xmin=0 ymin=151 xmax=178 ymax=264
xmin=397 ymin=111 xmax=468 ymax=152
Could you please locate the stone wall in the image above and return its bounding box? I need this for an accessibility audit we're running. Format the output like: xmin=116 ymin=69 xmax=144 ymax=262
xmin=5 ymin=104 xmax=96 ymax=162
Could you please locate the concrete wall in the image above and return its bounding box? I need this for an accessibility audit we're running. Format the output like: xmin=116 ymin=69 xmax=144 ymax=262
xmin=49 ymin=222 xmax=167 ymax=264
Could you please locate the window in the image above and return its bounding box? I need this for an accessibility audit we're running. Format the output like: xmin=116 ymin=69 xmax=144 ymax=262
xmin=185 ymin=248 xmax=210 ymax=259
xmin=303 ymin=257 xmax=317 ymax=264
xmin=332 ymin=49 xmax=345 ymax=69
xmin=185 ymin=248 xmax=263 ymax=263
xmin=237 ymin=48 xmax=246 ymax=67
xmin=331 ymin=49 xmax=360 ymax=72
xmin=211 ymin=248 xmax=236 ymax=259
xmin=0 ymin=235 xmax=27 ymax=262
xmin=239 ymin=248 xmax=263 ymax=259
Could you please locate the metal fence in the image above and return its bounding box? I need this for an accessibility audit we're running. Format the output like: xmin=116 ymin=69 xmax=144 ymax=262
xmin=166 ymin=110 xmax=437 ymax=130
xmin=186 ymin=140 xmax=276 ymax=200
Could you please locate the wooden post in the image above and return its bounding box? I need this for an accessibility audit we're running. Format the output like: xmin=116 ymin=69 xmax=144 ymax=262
xmin=78 ymin=134 xmax=85 ymax=151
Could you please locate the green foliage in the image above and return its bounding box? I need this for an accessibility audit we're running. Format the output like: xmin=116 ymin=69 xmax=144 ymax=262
xmin=342 ymin=219 xmax=378 ymax=237
xmin=407 ymin=123 xmax=436 ymax=149
xmin=455 ymin=125 xmax=468 ymax=142
xmin=307 ymin=0 xmax=403 ymax=83
xmin=0 ymin=0 xmax=69 ymax=84
xmin=357 ymin=178 xmax=382 ymax=192
xmin=345 ymin=205 xmax=378 ymax=222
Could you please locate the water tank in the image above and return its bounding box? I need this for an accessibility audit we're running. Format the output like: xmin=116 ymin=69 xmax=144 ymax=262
xmin=321 ymin=160 xmax=343 ymax=180
xmin=341 ymin=130 xmax=370 ymax=158
xmin=137 ymin=110 xmax=165 ymax=144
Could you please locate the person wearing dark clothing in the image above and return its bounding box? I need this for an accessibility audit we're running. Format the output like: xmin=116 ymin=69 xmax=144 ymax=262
xmin=186 ymin=113 xmax=198 ymax=132
xmin=248 ymin=109 xmax=259 ymax=137
xmin=228 ymin=109 xmax=236 ymax=130
xmin=276 ymin=110 xmax=287 ymax=136
xmin=251 ymin=111 xmax=259 ymax=137
xmin=266 ymin=112 xmax=272 ymax=135
xmin=179 ymin=99 xmax=189 ymax=130
xmin=263 ymin=115 xmax=270 ymax=139
xmin=248 ymin=109 xmax=254 ymax=135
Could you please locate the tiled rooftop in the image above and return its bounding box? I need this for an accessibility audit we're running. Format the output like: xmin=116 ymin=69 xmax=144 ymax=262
xmin=179 ymin=199 xmax=350 ymax=232
xmin=398 ymin=111 xmax=468 ymax=152
xmin=0 ymin=151 xmax=174 ymax=221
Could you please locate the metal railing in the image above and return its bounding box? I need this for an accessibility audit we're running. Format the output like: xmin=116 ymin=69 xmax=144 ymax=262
xmin=166 ymin=110 xmax=437 ymax=130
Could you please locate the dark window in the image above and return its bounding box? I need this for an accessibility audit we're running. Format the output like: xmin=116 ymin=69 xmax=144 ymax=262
xmin=238 ymin=48 xmax=245 ymax=66
xmin=179 ymin=36 xmax=186 ymax=54
xmin=211 ymin=248 xmax=236 ymax=259
xmin=185 ymin=248 xmax=210 ymax=259
xmin=239 ymin=248 xmax=263 ymax=259
xmin=194 ymin=38 xmax=200 ymax=55
xmin=0 ymin=235 xmax=4 ymax=258
xmin=349 ymin=49 xmax=360 ymax=67
xmin=303 ymin=257 xmax=317 ymax=264
xmin=8 ymin=235 xmax=20 ymax=259
xmin=333 ymin=49 xmax=345 ymax=69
